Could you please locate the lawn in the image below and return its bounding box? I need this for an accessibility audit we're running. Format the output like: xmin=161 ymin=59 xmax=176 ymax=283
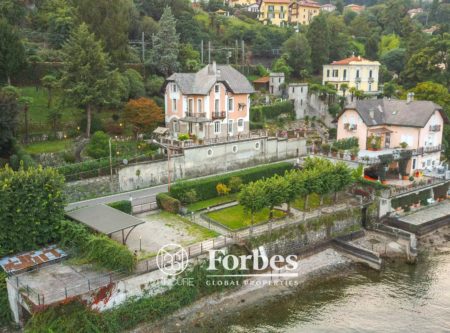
xmin=23 ymin=139 xmax=72 ymax=154
xmin=187 ymin=194 xmax=238 ymax=212
xmin=206 ymin=204 xmax=286 ymax=230
xmin=292 ymin=193 xmax=334 ymax=212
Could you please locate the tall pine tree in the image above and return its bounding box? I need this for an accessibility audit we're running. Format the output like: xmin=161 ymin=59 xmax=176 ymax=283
xmin=307 ymin=14 xmax=330 ymax=74
xmin=0 ymin=19 xmax=26 ymax=85
xmin=150 ymin=6 xmax=180 ymax=77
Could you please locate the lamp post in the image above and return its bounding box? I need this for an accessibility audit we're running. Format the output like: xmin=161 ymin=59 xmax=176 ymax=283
xmin=109 ymin=138 xmax=113 ymax=181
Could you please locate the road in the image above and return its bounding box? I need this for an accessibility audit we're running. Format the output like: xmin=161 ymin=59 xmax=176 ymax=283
xmin=65 ymin=158 xmax=299 ymax=212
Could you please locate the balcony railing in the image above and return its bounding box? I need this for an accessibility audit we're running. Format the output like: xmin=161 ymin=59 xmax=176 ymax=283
xmin=212 ymin=111 xmax=226 ymax=120
xmin=185 ymin=112 xmax=206 ymax=118
xmin=368 ymin=77 xmax=374 ymax=83
xmin=412 ymin=144 xmax=442 ymax=155
xmin=429 ymin=125 xmax=441 ymax=132
xmin=355 ymin=77 xmax=361 ymax=83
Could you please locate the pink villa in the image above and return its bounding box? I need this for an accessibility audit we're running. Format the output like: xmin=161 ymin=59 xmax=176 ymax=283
xmin=164 ymin=63 xmax=254 ymax=140
xmin=336 ymin=97 xmax=448 ymax=176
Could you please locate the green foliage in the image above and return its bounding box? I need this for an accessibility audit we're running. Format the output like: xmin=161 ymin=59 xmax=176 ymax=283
xmin=108 ymin=200 xmax=132 ymax=215
xmin=228 ymin=176 xmax=243 ymax=193
xmin=156 ymin=192 xmax=181 ymax=213
xmin=150 ymin=7 xmax=180 ymax=76
xmin=124 ymin=69 xmax=145 ymax=99
xmin=271 ymin=55 xmax=292 ymax=78
xmin=281 ymin=33 xmax=311 ymax=78
xmin=145 ymin=75 xmax=165 ymax=97
xmin=391 ymin=189 xmax=431 ymax=209
xmin=251 ymin=101 xmax=294 ymax=122
xmin=0 ymin=271 xmax=12 ymax=327
xmin=85 ymin=131 xmax=110 ymax=159
xmin=0 ymin=86 xmax=19 ymax=158
xmin=378 ymin=34 xmax=401 ymax=57
xmin=238 ymin=180 xmax=268 ymax=224
xmin=0 ymin=19 xmax=26 ymax=84
xmin=307 ymin=14 xmax=330 ymax=74
xmin=170 ymin=162 xmax=293 ymax=203
xmin=59 ymin=220 xmax=135 ymax=272
xmin=381 ymin=48 xmax=406 ymax=74
xmin=333 ymin=137 xmax=359 ymax=150
xmin=0 ymin=165 xmax=65 ymax=254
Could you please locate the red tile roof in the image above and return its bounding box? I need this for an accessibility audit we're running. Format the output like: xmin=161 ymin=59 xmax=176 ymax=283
xmin=331 ymin=56 xmax=371 ymax=65
xmin=253 ymin=76 xmax=270 ymax=83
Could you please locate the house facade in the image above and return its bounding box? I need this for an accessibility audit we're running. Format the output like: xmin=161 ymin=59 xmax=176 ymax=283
xmin=336 ymin=99 xmax=448 ymax=174
xmin=259 ymin=0 xmax=291 ymax=26
xmin=288 ymin=83 xmax=308 ymax=119
xmin=269 ymin=72 xmax=285 ymax=96
xmin=322 ymin=55 xmax=380 ymax=95
xmin=164 ymin=63 xmax=254 ymax=140
xmin=289 ymin=1 xmax=321 ymax=25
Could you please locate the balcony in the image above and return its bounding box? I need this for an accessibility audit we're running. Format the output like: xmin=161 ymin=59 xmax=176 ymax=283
xmin=344 ymin=123 xmax=357 ymax=131
xmin=429 ymin=125 xmax=441 ymax=132
xmin=181 ymin=112 xmax=209 ymax=123
xmin=355 ymin=77 xmax=361 ymax=83
xmin=368 ymin=77 xmax=374 ymax=83
xmin=212 ymin=111 xmax=226 ymax=120
xmin=412 ymin=144 xmax=442 ymax=155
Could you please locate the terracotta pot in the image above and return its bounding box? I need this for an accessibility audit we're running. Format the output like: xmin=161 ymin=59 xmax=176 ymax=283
xmin=381 ymin=180 xmax=388 ymax=184
xmin=402 ymin=175 xmax=409 ymax=180
xmin=351 ymin=155 xmax=356 ymax=160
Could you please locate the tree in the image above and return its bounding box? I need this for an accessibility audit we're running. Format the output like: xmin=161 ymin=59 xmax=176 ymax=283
xmin=263 ymin=175 xmax=289 ymax=219
xmin=150 ymin=7 xmax=180 ymax=76
xmin=124 ymin=97 xmax=164 ymax=137
xmin=383 ymin=81 xmax=398 ymax=98
xmin=178 ymin=43 xmax=201 ymax=72
xmin=76 ymin=0 xmax=133 ymax=65
xmin=307 ymin=14 xmax=330 ymax=74
xmin=340 ymin=83 xmax=349 ymax=97
xmin=281 ymin=33 xmax=311 ymax=78
xmin=46 ymin=0 xmax=76 ymax=48
xmin=0 ymin=0 xmax=26 ymax=25
xmin=85 ymin=131 xmax=110 ymax=159
xmin=0 ymin=20 xmax=26 ymax=85
xmin=284 ymin=170 xmax=306 ymax=214
xmin=123 ymin=69 xmax=145 ymax=99
xmin=41 ymin=75 xmax=58 ymax=108
xmin=380 ymin=48 xmax=406 ymax=74
xmin=0 ymin=86 xmax=19 ymax=158
xmin=60 ymin=24 xmax=123 ymax=137
xmin=410 ymin=82 xmax=450 ymax=107
xmin=272 ymin=55 xmax=292 ymax=78
xmin=332 ymin=162 xmax=353 ymax=202
xmin=239 ymin=180 xmax=267 ymax=233
xmin=378 ymin=34 xmax=401 ymax=57
xmin=47 ymin=109 xmax=63 ymax=138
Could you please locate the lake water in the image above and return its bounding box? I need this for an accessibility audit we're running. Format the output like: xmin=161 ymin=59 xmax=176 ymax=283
xmin=198 ymin=251 xmax=450 ymax=332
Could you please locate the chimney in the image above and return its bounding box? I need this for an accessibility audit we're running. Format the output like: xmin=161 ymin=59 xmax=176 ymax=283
xmin=208 ymin=61 xmax=217 ymax=75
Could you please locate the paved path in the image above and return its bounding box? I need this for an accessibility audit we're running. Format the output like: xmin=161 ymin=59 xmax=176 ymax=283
xmin=65 ymin=158 xmax=298 ymax=212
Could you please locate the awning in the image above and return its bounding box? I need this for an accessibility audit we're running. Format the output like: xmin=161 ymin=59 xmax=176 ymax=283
xmin=153 ymin=127 xmax=169 ymax=135
xmin=253 ymin=76 xmax=270 ymax=84
xmin=368 ymin=127 xmax=393 ymax=134
xmin=66 ymin=205 xmax=145 ymax=244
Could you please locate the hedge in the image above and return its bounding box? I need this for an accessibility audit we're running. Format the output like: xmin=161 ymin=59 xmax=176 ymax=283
xmin=250 ymin=101 xmax=295 ymax=122
xmin=59 ymin=220 xmax=135 ymax=272
xmin=156 ymin=193 xmax=181 ymax=213
xmin=170 ymin=162 xmax=293 ymax=203
xmin=0 ymin=271 xmax=11 ymax=327
xmin=108 ymin=201 xmax=132 ymax=215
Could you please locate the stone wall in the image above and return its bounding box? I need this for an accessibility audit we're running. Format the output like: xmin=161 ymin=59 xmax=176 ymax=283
xmin=65 ymin=176 xmax=120 ymax=202
xmin=118 ymin=137 xmax=306 ymax=191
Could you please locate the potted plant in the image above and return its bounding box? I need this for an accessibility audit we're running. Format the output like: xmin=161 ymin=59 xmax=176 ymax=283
xmin=400 ymin=142 xmax=408 ymax=149
xmin=331 ymin=145 xmax=338 ymax=157
xmin=350 ymin=147 xmax=359 ymax=160
xmin=409 ymin=176 xmax=414 ymax=182
xmin=321 ymin=143 xmax=330 ymax=155
xmin=339 ymin=149 xmax=345 ymax=158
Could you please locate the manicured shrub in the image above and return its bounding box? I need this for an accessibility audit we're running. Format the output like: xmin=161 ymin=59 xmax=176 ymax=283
xmin=228 ymin=176 xmax=243 ymax=193
xmin=0 ymin=166 xmax=65 ymax=254
xmin=85 ymin=131 xmax=110 ymax=159
xmin=0 ymin=271 xmax=12 ymax=327
xmin=170 ymin=162 xmax=293 ymax=202
xmin=156 ymin=193 xmax=181 ymax=213
xmin=250 ymin=101 xmax=294 ymax=122
xmin=332 ymin=137 xmax=358 ymax=150
xmin=216 ymin=183 xmax=231 ymax=196
xmin=108 ymin=200 xmax=132 ymax=215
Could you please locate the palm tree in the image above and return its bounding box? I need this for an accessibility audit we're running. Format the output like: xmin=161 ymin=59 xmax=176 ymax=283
xmin=349 ymin=87 xmax=357 ymax=102
xmin=340 ymin=83 xmax=349 ymax=97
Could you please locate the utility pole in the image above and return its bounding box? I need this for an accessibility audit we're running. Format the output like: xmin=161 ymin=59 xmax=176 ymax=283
xmin=241 ymin=40 xmax=245 ymax=67
xmin=141 ymin=32 xmax=146 ymax=79
xmin=109 ymin=138 xmax=113 ymax=182
xmin=201 ymin=40 xmax=204 ymax=64
xmin=235 ymin=40 xmax=238 ymax=65
xmin=208 ymin=41 xmax=211 ymax=64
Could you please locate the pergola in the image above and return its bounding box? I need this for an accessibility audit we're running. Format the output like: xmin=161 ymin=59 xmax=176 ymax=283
xmin=65 ymin=204 xmax=145 ymax=245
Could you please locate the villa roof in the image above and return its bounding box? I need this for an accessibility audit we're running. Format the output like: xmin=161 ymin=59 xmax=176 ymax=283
xmin=167 ymin=64 xmax=254 ymax=95
xmin=338 ymin=99 xmax=449 ymax=128
xmin=253 ymin=76 xmax=270 ymax=83
xmin=330 ymin=56 xmax=380 ymax=65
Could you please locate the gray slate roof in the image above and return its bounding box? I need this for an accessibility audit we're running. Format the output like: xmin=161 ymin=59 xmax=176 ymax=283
xmin=340 ymin=99 xmax=448 ymax=128
xmin=166 ymin=64 xmax=254 ymax=95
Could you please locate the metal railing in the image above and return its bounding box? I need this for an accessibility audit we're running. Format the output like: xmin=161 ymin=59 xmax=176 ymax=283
xmin=212 ymin=111 xmax=226 ymax=120
xmin=388 ymin=177 xmax=446 ymax=197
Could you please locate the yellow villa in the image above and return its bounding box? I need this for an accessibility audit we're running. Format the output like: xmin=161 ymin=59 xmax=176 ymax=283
xmin=289 ymin=1 xmax=321 ymax=25
xmin=322 ymin=55 xmax=381 ymax=95
xmin=259 ymin=0 xmax=291 ymax=26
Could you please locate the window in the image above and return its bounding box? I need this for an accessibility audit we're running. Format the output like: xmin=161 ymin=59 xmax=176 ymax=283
xmin=228 ymin=98 xmax=234 ymax=112
xmin=228 ymin=120 xmax=233 ymax=135
xmin=188 ymin=98 xmax=193 ymax=113
xmin=188 ymin=123 xmax=193 ymax=134
xmin=343 ymin=69 xmax=347 ymax=80
xmin=207 ymin=149 xmax=213 ymax=156
xmin=199 ymin=123 xmax=203 ymax=131
xmin=412 ymin=158 xmax=416 ymax=170
xmin=214 ymin=121 xmax=221 ymax=134
xmin=255 ymin=142 xmax=260 ymax=150
xmin=327 ymin=69 xmax=330 ymax=77
xmin=172 ymin=120 xmax=179 ymax=132
xmin=215 ymin=85 xmax=220 ymax=93
xmin=301 ymin=87 xmax=303 ymax=93
xmin=369 ymin=70 xmax=373 ymax=78
xmin=279 ymin=77 xmax=281 ymax=83
xmin=172 ymin=84 xmax=177 ymax=93
xmin=215 ymin=99 xmax=219 ymax=113
xmin=332 ymin=69 xmax=338 ymax=77
xmin=292 ymin=87 xmax=295 ymax=93
xmin=368 ymin=84 xmax=371 ymax=92
xmin=172 ymin=99 xmax=177 ymax=111
xmin=356 ymin=69 xmax=360 ymax=78
xmin=300 ymin=99 xmax=303 ymax=106
xmin=232 ymin=145 xmax=238 ymax=153
xmin=238 ymin=119 xmax=244 ymax=130
xmin=197 ymin=99 xmax=202 ymax=114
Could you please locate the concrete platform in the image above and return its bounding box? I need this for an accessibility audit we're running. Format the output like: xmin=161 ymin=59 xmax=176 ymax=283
xmin=399 ymin=201 xmax=450 ymax=226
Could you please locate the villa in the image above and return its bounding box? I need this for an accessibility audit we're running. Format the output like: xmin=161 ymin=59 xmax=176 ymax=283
xmin=322 ymin=55 xmax=380 ymax=95
xmin=164 ymin=62 xmax=254 ymax=140
xmin=335 ymin=97 xmax=448 ymax=176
